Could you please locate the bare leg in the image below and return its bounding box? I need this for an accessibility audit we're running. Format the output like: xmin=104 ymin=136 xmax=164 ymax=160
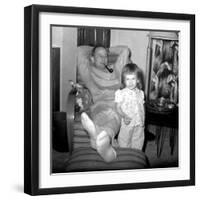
xmin=118 ymin=122 xmax=132 ymax=148
xmin=96 ymin=131 xmax=117 ymax=162
xmin=81 ymin=112 xmax=97 ymax=138
xmin=131 ymin=126 xmax=144 ymax=150
xmin=81 ymin=112 xmax=97 ymax=148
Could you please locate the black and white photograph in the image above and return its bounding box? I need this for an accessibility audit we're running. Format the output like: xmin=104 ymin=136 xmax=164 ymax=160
xmin=1 ymin=0 xmax=200 ymax=198
xmin=24 ymin=4 xmax=195 ymax=195
xmin=51 ymin=26 xmax=179 ymax=173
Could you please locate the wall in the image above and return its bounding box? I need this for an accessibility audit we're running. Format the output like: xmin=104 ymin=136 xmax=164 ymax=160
xmin=52 ymin=27 xmax=63 ymax=47
xmin=52 ymin=27 xmax=77 ymax=111
xmin=60 ymin=27 xmax=77 ymax=111
xmin=111 ymin=29 xmax=149 ymax=75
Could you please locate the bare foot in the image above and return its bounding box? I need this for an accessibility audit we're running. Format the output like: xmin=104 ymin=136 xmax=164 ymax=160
xmin=96 ymin=131 xmax=117 ymax=162
xmin=81 ymin=112 xmax=97 ymax=141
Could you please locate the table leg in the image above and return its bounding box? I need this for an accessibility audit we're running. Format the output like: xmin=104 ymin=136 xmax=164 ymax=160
xmin=170 ymin=128 xmax=177 ymax=155
xmin=156 ymin=126 xmax=167 ymax=157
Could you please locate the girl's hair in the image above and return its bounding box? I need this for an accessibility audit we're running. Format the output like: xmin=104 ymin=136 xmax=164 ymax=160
xmin=121 ymin=63 xmax=143 ymax=90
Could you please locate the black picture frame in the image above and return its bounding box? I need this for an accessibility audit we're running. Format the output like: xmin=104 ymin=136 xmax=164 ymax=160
xmin=24 ymin=4 xmax=195 ymax=195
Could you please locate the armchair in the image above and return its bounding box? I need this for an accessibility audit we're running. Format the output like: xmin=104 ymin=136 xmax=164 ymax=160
xmin=64 ymin=46 xmax=149 ymax=172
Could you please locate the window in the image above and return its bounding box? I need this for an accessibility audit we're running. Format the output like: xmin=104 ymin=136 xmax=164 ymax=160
xmin=77 ymin=27 xmax=110 ymax=47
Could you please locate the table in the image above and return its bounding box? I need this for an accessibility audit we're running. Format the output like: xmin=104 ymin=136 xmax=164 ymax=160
xmin=145 ymin=103 xmax=178 ymax=157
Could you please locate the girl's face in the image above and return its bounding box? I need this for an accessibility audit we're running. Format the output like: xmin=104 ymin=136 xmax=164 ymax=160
xmin=124 ymin=73 xmax=138 ymax=90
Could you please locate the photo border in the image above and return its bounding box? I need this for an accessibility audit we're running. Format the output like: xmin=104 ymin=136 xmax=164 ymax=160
xmin=24 ymin=4 xmax=195 ymax=195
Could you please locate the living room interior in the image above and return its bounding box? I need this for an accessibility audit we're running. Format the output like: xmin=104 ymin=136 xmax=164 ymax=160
xmin=51 ymin=26 xmax=179 ymax=173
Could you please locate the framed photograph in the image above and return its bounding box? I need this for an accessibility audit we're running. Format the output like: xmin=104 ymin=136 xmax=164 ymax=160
xmin=24 ymin=4 xmax=195 ymax=195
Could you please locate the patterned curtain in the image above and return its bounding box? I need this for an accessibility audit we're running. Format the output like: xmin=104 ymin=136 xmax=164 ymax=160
xmin=77 ymin=27 xmax=110 ymax=47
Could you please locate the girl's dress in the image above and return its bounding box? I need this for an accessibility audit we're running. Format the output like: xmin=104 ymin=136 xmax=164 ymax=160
xmin=115 ymin=88 xmax=145 ymax=149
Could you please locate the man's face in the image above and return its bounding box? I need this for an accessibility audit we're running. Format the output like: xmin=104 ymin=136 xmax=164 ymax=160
xmin=93 ymin=47 xmax=108 ymax=70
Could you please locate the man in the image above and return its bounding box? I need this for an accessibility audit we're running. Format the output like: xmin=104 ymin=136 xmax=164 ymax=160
xmin=77 ymin=45 xmax=130 ymax=162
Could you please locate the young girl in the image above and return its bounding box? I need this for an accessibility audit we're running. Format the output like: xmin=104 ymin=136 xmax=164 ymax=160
xmin=115 ymin=63 xmax=145 ymax=150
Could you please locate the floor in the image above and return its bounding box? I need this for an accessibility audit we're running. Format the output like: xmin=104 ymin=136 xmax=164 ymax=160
xmin=52 ymin=130 xmax=178 ymax=173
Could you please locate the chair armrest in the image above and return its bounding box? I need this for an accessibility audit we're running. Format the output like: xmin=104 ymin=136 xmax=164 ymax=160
xmin=66 ymin=88 xmax=77 ymax=154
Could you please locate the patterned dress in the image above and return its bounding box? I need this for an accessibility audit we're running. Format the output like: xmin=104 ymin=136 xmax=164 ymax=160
xmin=115 ymin=88 xmax=145 ymax=149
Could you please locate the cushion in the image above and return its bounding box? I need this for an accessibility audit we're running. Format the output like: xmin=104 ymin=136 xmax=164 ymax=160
xmin=65 ymin=147 xmax=149 ymax=172
xmin=73 ymin=121 xmax=90 ymax=149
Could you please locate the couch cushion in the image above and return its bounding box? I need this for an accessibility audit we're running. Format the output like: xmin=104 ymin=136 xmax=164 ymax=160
xmin=73 ymin=121 xmax=91 ymax=149
xmin=65 ymin=147 xmax=149 ymax=172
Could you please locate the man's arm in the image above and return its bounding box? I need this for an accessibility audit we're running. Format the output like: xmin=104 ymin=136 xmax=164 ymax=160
xmin=109 ymin=46 xmax=130 ymax=79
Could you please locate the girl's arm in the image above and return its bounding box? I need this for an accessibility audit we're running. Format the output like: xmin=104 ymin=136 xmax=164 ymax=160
xmin=115 ymin=103 xmax=132 ymax=125
xmin=115 ymin=89 xmax=132 ymax=125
